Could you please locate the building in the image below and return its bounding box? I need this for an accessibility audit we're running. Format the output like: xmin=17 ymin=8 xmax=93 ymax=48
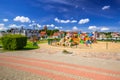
xmin=40 ymin=31 xmax=47 ymax=38
xmin=52 ymin=31 xmax=65 ymax=38
xmin=111 ymin=32 xmax=120 ymax=40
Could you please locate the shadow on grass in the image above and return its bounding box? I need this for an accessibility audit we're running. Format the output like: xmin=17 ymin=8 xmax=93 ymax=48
xmin=22 ymin=47 xmax=39 ymax=50
xmin=22 ymin=42 xmax=40 ymax=51
xmin=0 ymin=46 xmax=9 ymax=53
xmin=0 ymin=45 xmax=39 ymax=52
xmin=0 ymin=45 xmax=2 ymax=48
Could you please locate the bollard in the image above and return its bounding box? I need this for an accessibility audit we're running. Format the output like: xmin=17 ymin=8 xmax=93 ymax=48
xmin=106 ymin=42 xmax=108 ymax=49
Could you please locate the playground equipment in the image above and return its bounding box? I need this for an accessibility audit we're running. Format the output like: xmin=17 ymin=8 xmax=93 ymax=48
xmin=55 ymin=32 xmax=95 ymax=47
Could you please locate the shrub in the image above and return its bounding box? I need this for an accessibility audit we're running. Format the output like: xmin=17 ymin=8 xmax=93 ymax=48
xmin=1 ymin=34 xmax=27 ymax=50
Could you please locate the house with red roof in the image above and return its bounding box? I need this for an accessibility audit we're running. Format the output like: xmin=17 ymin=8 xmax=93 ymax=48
xmin=40 ymin=31 xmax=47 ymax=38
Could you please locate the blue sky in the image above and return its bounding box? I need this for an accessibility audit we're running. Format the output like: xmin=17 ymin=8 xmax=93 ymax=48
xmin=0 ymin=0 xmax=120 ymax=32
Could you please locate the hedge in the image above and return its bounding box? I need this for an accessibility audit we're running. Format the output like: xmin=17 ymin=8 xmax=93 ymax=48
xmin=1 ymin=34 xmax=27 ymax=50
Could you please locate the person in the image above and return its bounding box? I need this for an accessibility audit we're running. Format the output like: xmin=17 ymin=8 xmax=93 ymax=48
xmin=84 ymin=36 xmax=90 ymax=47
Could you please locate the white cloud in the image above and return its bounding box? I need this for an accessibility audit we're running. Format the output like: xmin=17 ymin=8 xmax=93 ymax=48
xmin=54 ymin=17 xmax=77 ymax=23
xmin=100 ymin=27 xmax=110 ymax=31
xmin=37 ymin=24 xmax=41 ymax=28
xmin=88 ymin=26 xmax=110 ymax=31
xmin=14 ymin=16 xmax=31 ymax=23
xmin=71 ymin=20 xmax=77 ymax=23
xmin=61 ymin=20 xmax=70 ymax=23
xmin=29 ymin=23 xmax=41 ymax=28
xmin=9 ymin=24 xmax=22 ymax=28
xmin=46 ymin=24 xmax=55 ymax=27
xmin=32 ymin=20 xmax=35 ymax=23
xmin=0 ymin=23 xmax=4 ymax=27
xmin=55 ymin=26 xmax=59 ymax=29
xmin=0 ymin=23 xmax=7 ymax=31
xmin=102 ymin=6 xmax=110 ymax=10
xmin=88 ymin=26 xmax=98 ymax=31
xmin=72 ymin=26 xmax=78 ymax=31
xmin=79 ymin=18 xmax=90 ymax=24
xmin=54 ymin=26 xmax=63 ymax=29
xmin=59 ymin=27 xmax=62 ymax=29
xmin=29 ymin=24 xmax=33 ymax=27
xmin=3 ymin=19 xmax=8 ymax=22
xmin=54 ymin=18 xmax=60 ymax=23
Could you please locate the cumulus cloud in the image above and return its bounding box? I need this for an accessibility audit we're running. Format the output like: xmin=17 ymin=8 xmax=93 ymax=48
xmin=37 ymin=24 xmax=42 ymax=28
xmin=54 ymin=26 xmax=62 ymax=29
xmin=29 ymin=24 xmax=32 ymax=27
xmin=88 ymin=26 xmax=110 ymax=31
xmin=100 ymin=27 xmax=110 ymax=31
xmin=102 ymin=6 xmax=110 ymax=10
xmin=32 ymin=20 xmax=35 ymax=23
xmin=46 ymin=24 xmax=55 ymax=27
xmin=3 ymin=19 xmax=8 ymax=22
xmin=72 ymin=26 xmax=78 ymax=31
xmin=61 ymin=20 xmax=70 ymax=23
xmin=88 ymin=26 xmax=98 ymax=31
xmin=0 ymin=23 xmax=7 ymax=31
xmin=54 ymin=18 xmax=60 ymax=23
xmin=71 ymin=20 xmax=77 ymax=23
xmin=8 ymin=24 xmax=23 ymax=28
xmin=14 ymin=16 xmax=31 ymax=23
xmin=78 ymin=18 xmax=90 ymax=24
xmin=54 ymin=17 xmax=77 ymax=23
xmin=55 ymin=26 xmax=59 ymax=29
xmin=29 ymin=23 xmax=41 ymax=28
xmin=59 ymin=27 xmax=62 ymax=29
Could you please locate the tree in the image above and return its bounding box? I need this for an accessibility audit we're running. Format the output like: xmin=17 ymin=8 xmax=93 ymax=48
xmin=53 ymin=29 xmax=59 ymax=33
xmin=104 ymin=32 xmax=112 ymax=40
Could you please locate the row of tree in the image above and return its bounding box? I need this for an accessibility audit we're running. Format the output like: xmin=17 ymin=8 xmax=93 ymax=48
xmin=39 ymin=29 xmax=60 ymax=36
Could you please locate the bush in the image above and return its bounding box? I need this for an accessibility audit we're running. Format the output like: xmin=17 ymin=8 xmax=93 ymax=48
xmin=1 ymin=34 xmax=27 ymax=50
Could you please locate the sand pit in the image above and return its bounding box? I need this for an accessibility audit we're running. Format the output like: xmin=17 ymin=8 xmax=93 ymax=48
xmin=38 ymin=41 xmax=120 ymax=60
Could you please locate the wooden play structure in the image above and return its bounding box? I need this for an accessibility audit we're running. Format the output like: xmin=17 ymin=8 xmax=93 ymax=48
xmin=53 ymin=32 xmax=96 ymax=47
xmin=50 ymin=33 xmax=96 ymax=47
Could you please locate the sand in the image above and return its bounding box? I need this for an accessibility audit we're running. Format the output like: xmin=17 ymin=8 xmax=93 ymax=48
xmin=37 ymin=41 xmax=120 ymax=60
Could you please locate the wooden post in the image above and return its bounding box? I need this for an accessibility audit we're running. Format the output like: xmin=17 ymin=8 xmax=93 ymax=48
xmin=106 ymin=42 xmax=108 ymax=49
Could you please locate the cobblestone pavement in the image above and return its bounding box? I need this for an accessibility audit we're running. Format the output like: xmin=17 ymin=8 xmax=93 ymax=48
xmin=0 ymin=54 xmax=120 ymax=80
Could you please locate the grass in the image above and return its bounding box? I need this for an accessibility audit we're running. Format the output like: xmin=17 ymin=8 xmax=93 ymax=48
xmin=0 ymin=37 xmax=2 ymax=45
xmin=37 ymin=40 xmax=48 ymax=44
xmin=23 ymin=41 xmax=39 ymax=50
xmin=23 ymin=40 xmax=47 ymax=50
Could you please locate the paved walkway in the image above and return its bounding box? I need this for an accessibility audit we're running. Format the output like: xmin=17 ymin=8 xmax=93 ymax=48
xmin=0 ymin=53 xmax=120 ymax=80
xmin=0 ymin=43 xmax=120 ymax=80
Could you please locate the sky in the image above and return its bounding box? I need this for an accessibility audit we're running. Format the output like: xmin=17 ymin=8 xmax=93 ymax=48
xmin=0 ymin=0 xmax=120 ymax=32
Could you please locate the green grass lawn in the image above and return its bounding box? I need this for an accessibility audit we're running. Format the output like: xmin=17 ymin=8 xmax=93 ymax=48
xmin=22 ymin=40 xmax=48 ymax=50
xmin=23 ymin=41 xmax=39 ymax=50
xmin=37 ymin=40 xmax=48 ymax=44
